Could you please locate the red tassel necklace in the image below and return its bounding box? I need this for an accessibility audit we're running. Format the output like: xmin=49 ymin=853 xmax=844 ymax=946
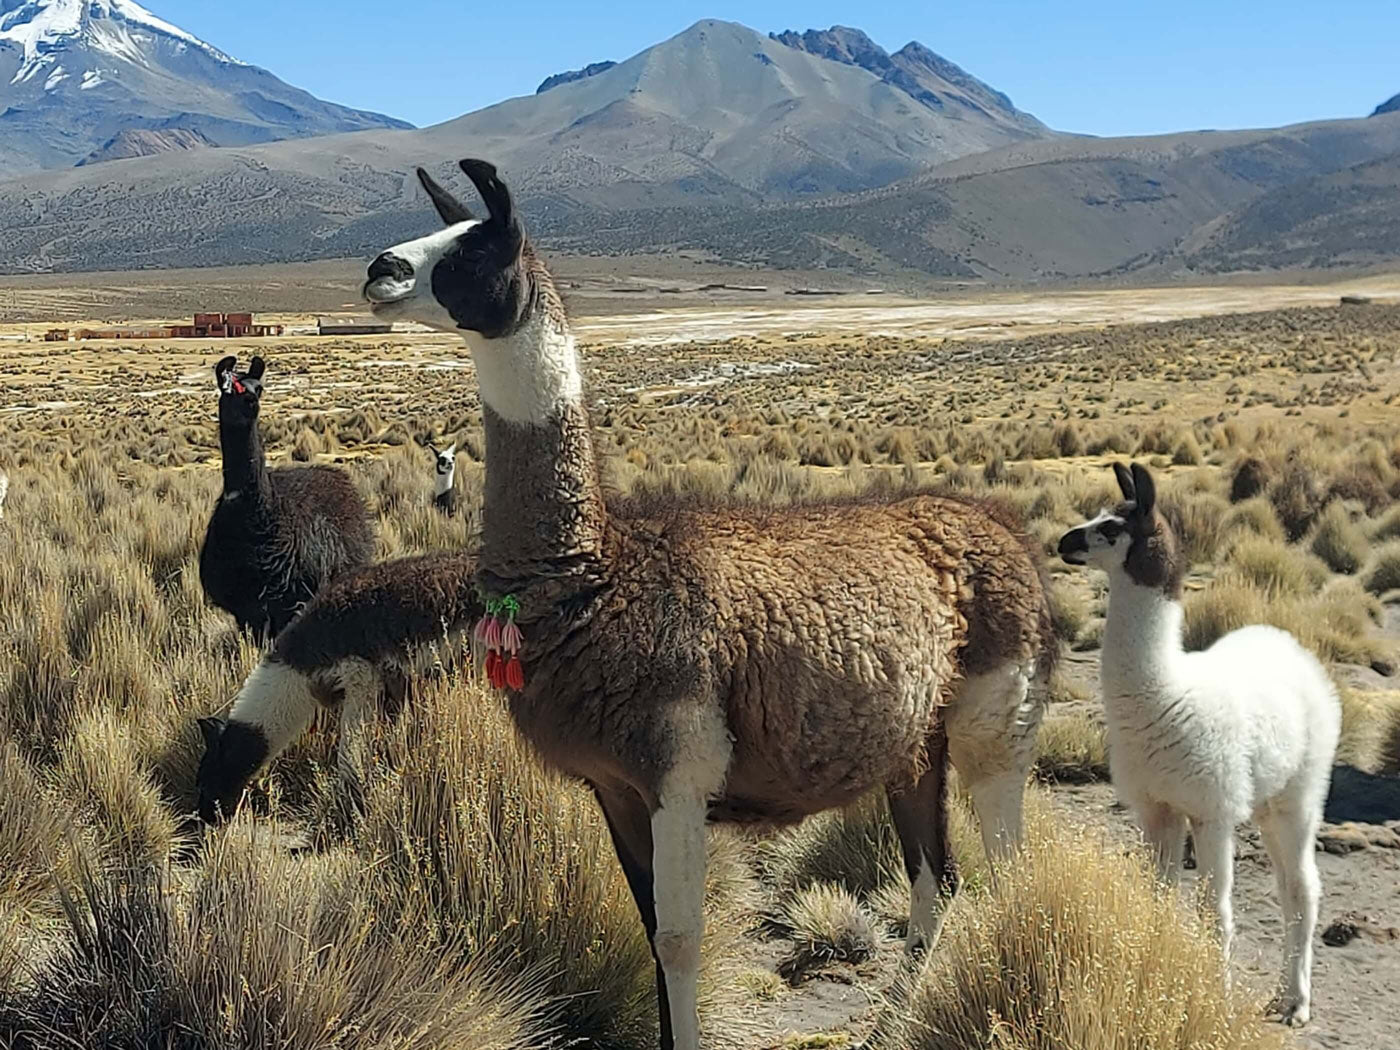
xmin=474 ymin=591 xmax=525 ymax=690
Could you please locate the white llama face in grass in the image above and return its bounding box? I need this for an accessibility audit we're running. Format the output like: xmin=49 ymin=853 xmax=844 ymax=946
xmin=1058 ymin=506 xmax=1134 ymax=570
xmin=364 ymin=160 xmax=528 ymax=338
xmin=430 ymin=442 xmax=456 ymax=477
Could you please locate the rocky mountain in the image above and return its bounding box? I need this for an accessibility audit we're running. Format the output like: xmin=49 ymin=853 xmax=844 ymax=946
xmin=1 ymin=17 xmax=1398 ymax=281
xmin=1374 ymin=94 xmax=1400 ymax=117
xmin=425 ymin=19 xmax=1055 ymax=203
xmin=0 ymin=0 xmax=411 ymax=178
xmin=536 ymin=61 xmax=616 ymax=94
xmin=77 ymin=125 xmax=214 ymax=165
xmin=770 ymin=26 xmax=1046 ymax=138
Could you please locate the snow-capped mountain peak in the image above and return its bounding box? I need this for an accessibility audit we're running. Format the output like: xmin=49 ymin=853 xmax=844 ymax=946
xmin=0 ymin=0 xmax=410 ymax=177
xmin=1 ymin=0 xmax=241 ymax=85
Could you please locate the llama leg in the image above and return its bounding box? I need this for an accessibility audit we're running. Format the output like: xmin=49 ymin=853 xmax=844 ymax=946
xmin=1192 ymin=820 xmax=1236 ymax=965
xmin=1139 ymin=802 xmax=1188 ymax=881
xmin=888 ymin=723 xmax=960 ymax=956
xmin=379 ymin=663 xmax=410 ymax=722
xmin=592 ymin=785 xmax=673 ymax=1050
xmin=1260 ymin=805 xmax=1320 ymax=1026
xmin=333 ymin=658 xmax=381 ymax=817
xmin=945 ymin=661 xmax=1040 ymax=867
xmin=651 ymin=790 xmax=708 ymax=1050
xmin=967 ymin=771 xmax=1027 ymax=866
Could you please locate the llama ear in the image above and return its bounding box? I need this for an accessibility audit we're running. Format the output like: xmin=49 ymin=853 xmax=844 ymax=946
xmin=428 ymin=443 xmax=440 ymax=458
xmin=444 ymin=442 xmax=455 ymax=457
xmin=1131 ymin=463 xmax=1157 ymax=517
xmin=416 ymin=167 xmax=474 ymax=226
xmin=197 ymin=716 xmax=225 ymax=750
xmin=458 ymin=158 xmax=522 ymax=257
xmin=1112 ymin=462 xmax=1136 ymax=502
xmin=246 ymin=356 xmax=265 ymax=381
xmin=214 ymin=356 xmax=237 ymax=387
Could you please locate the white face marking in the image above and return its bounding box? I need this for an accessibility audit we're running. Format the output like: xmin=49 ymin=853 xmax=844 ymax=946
xmin=365 ymin=220 xmax=481 ymax=332
xmin=434 ymin=446 xmax=456 ymax=495
xmin=1063 ymin=509 xmax=1131 ymax=569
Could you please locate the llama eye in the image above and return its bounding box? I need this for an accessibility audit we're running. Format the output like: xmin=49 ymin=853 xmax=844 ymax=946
xmin=1100 ymin=522 xmax=1122 ymax=540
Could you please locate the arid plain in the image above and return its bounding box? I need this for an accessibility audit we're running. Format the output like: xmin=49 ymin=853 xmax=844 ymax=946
xmin=0 ymin=265 xmax=1398 ymax=1049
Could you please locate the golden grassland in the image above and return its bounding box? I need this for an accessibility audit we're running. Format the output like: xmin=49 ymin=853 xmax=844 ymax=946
xmin=2 ymin=301 xmax=1400 ymax=1046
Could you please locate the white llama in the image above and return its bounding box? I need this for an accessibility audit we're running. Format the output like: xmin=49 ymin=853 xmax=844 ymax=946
xmin=429 ymin=441 xmax=457 ymax=515
xmin=1058 ymin=461 xmax=1340 ymax=1027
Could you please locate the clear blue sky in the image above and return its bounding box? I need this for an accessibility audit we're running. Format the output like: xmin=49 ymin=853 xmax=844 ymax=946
xmin=159 ymin=1 xmax=1397 ymax=135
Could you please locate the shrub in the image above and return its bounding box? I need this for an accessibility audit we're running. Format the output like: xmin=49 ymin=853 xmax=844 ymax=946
xmin=874 ymin=814 xmax=1292 ymax=1050
xmin=1269 ymin=462 xmax=1324 ymax=541
xmin=1310 ymin=501 xmax=1369 ymax=575
xmin=1224 ymin=536 xmax=1329 ymax=598
xmin=1218 ymin=497 xmax=1285 ymax=546
xmin=1033 ymin=713 xmax=1110 ymax=783
xmin=1363 ymin=540 xmax=1400 ymax=596
xmin=1229 ymin=456 xmax=1271 ymax=502
xmin=777 ymin=884 xmax=879 ymax=984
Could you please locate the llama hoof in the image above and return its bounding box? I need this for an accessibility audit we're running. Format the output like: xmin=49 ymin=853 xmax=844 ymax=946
xmin=1269 ymin=996 xmax=1310 ymax=1027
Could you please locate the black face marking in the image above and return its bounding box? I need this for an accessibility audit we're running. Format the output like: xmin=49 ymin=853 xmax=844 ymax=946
xmin=1058 ymin=528 xmax=1089 ymax=565
xmin=196 ymin=719 xmax=271 ymax=826
xmin=429 ymin=225 xmax=531 ymax=337
xmin=1099 ymin=519 xmax=1125 ymax=541
xmin=368 ymin=252 xmax=414 ymax=283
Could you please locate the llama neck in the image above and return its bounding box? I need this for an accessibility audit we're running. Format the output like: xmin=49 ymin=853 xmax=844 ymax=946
xmin=1101 ymin=574 xmax=1186 ymax=698
xmin=219 ymin=419 xmax=270 ymax=499
xmin=467 ymin=319 xmax=607 ymax=594
xmin=434 ymin=465 xmax=455 ymax=498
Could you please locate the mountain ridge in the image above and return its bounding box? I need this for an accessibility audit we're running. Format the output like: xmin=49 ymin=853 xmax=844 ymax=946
xmin=0 ymin=16 xmax=1397 ymax=282
xmin=0 ymin=0 xmax=411 ymax=177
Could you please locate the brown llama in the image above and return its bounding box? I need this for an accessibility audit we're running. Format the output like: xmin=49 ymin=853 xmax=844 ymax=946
xmin=359 ymin=159 xmax=1056 ymax=1050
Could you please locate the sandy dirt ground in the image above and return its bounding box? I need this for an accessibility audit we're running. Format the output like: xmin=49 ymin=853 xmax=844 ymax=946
xmin=574 ymin=273 xmax=1400 ymax=346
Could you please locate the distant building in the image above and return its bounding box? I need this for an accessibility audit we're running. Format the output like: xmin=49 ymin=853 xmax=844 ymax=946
xmin=71 ymin=312 xmax=284 ymax=340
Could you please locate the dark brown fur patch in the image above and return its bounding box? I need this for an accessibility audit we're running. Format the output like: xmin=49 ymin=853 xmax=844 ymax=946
xmin=1119 ymin=500 xmax=1185 ymax=598
xmin=269 ymin=552 xmax=481 ymax=672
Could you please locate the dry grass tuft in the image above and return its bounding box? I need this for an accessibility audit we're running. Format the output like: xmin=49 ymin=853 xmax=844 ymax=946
xmin=1310 ymin=501 xmax=1370 ymax=575
xmin=1362 ymin=540 xmax=1400 ymax=596
xmin=1223 ymin=536 xmax=1330 ymax=599
xmin=1033 ymin=713 xmax=1110 ymax=784
xmin=873 ymin=811 xmax=1292 ymax=1050
xmin=760 ymin=796 xmax=906 ymax=902
xmin=1183 ymin=576 xmax=1388 ymax=669
xmin=777 ymin=884 xmax=879 ymax=984
xmin=1229 ymin=456 xmax=1272 ymax=503
xmin=1338 ymin=688 xmax=1400 ymax=774
xmin=1 ymin=838 xmax=548 ymax=1050
xmin=1046 ymin=581 xmax=1090 ymax=644
xmin=1219 ymin=497 xmax=1286 ymax=545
